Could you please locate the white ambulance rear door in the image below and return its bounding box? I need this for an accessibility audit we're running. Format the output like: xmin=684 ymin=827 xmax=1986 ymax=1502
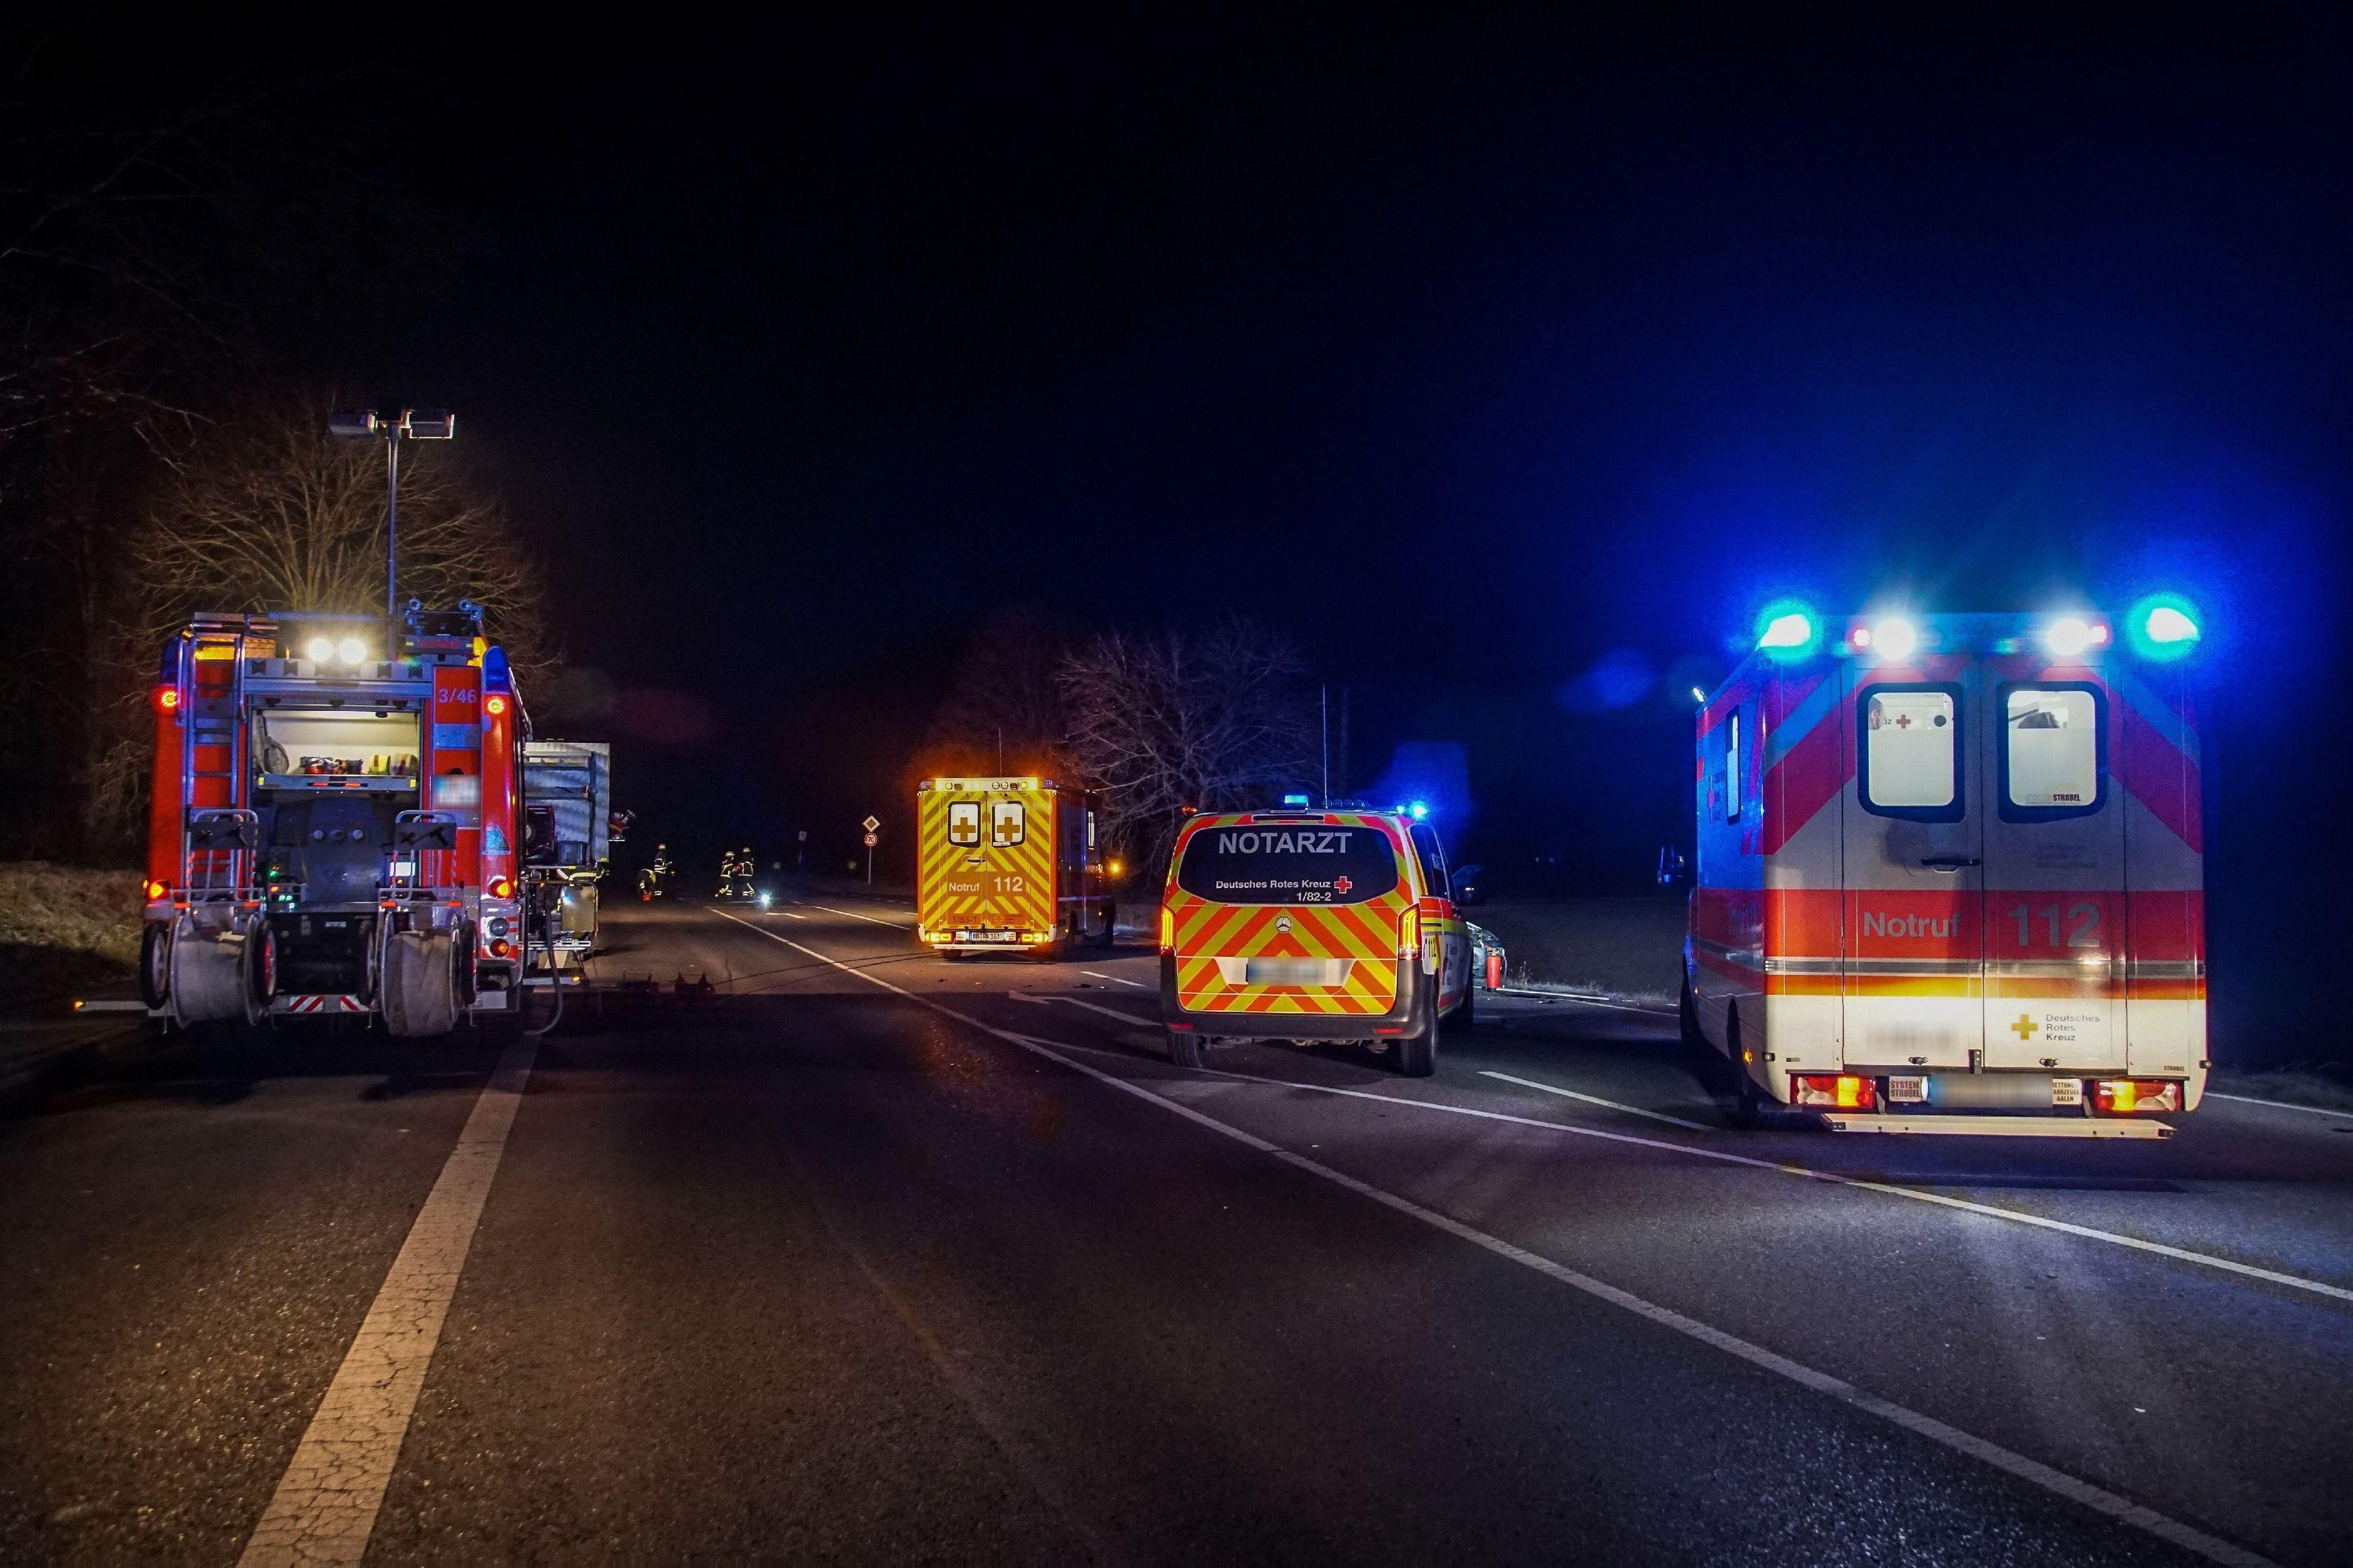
xmin=1979 ymin=662 xmax=2125 ymax=1071
xmin=1840 ymin=659 xmax=1985 ymax=1070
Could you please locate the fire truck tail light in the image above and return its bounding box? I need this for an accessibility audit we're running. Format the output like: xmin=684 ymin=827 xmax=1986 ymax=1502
xmin=2094 ymin=1079 xmax=2181 ymax=1114
xmin=1791 ymin=1074 xmax=1877 ymax=1110
xmin=488 ymin=938 xmax=511 ymax=959
xmin=485 ymin=695 xmax=508 ymax=716
xmin=488 ymin=876 xmax=514 ymax=899
xmin=145 ymin=879 xmax=169 ymax=900
xmin=155 ymin=687 xmax=180 ymax=711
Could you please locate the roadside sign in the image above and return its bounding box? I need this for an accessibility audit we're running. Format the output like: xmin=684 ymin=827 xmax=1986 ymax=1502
xmin=862 ymin=815 xmax=881 ymax=832
xmin=862 ymin=832 xmax=878 ymax=847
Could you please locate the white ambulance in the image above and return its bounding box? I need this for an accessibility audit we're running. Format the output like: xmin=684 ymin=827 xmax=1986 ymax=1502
xmin=1684 ymin=604 xmax=2206 ymax=1135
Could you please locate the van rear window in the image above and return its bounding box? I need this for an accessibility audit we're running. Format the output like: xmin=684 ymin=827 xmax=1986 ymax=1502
xmin=1176 ymin=823 xmax=1401 ymax=905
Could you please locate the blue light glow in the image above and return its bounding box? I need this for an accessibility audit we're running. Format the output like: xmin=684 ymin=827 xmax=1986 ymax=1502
xmin=2126 ymin=593 xmax=2202 ymax=661
xmin=1408 ymin=800 xmax=1428 ymax=820
xmin=1751 ymin=598 xmax=1821 ymax=662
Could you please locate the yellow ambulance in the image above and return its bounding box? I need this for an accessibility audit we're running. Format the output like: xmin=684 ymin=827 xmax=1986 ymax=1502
xmin=916 ymin=776 xmax=1114 ymax=959
xmin=1159 ymin=805 xmax=1474 ymax=1075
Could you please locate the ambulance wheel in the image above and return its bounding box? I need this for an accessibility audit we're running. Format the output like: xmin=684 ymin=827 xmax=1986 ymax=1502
xmin=1725 ymin=1005 xmax=1768 ymax=1127
xmin=1166 ymin=1028 xmax=1207 ymax=1070
xmin=1680 ymin=973 xmax=1708 ymax=1052
xmin=1441 ymin=983 xmax=1474 ymax=1035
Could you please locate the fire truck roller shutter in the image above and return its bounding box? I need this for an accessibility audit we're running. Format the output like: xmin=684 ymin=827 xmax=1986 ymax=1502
xmin=382 ymin=928 xmax=464 ymax=1037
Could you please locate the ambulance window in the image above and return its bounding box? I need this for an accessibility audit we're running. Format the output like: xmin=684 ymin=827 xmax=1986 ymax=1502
xmin=991 ymin=800 xmax=1026 ymax=846
xmin=946 ymin=801 xmax=981 ymax=846
xmin=1409 ymin=822 xmax=1450 ymax=898
xmin=1725 ymin=713 xmax=1742 ymax=824
xmin=1859 ymin=685 xmax=1964 ymax=821
xmin=2002 ymin=684 xmax=2105 ymax=820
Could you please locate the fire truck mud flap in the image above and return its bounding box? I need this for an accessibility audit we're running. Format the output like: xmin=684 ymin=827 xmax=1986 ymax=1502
xmin=1821 ymin=1114 xmax=2171 ymax=1138
xmin=382 ymin=930 xmax=462 ymax=1038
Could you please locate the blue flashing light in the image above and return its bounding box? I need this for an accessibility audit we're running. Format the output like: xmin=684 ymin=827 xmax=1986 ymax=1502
xmin=1282 ymin=793 xmax=1311 ymax=807
xmin=1408 ymin=800 xmax=1429 ymax=820
xmin=2126 ymin=593 xmax=2202 ymax=662
xmin=1752 ymin=598 xmax=1822 ymax=662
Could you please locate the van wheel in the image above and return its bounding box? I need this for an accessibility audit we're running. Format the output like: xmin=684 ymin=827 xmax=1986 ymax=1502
xmin=1396 ymin=987 xmax=1439 ymax=1077
xmin=1166 ymin=1028 xmax=1206 ymax=1069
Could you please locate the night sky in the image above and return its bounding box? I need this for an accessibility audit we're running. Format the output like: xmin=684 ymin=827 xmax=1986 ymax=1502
xmin=141 ymin=8 xmax=2352 ymax=1037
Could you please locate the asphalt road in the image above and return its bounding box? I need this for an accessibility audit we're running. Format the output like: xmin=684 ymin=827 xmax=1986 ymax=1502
xmin=4 ymin=893 xmax=2350 ymax=1564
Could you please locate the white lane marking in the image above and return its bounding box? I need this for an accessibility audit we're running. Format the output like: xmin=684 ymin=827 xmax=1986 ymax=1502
xmin=1220 ymin=1057 xmax=2353 ymax=1306
xmin=1480 ymin=1070 xmax=1711 ymax=1130
xmin=2207 ymin=1092 xmax=2353 ymax=1122
xmin=1009 ymin=992 xmax=1157 ymax=1027
xmin=708 ymin=909 xmax=2274 ymax=1568
xmin=808 ymin=902 xmax=914 ymax=928
xmin=1081 ymin=970 xmax=1152 ymax=990
xmin=239 ymin=1038 xmax=538 ymax=1566
xmin=772 ymin=910 xmax=809 ymax=920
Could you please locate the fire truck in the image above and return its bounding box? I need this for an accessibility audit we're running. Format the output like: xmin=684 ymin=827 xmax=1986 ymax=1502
xmin=139 ymin=603 xmax=527 ymax=1036
xmin=916 ymin=776 xmax=1114 ymax=958
xmin=1685 ymin=604 xmax=2206 ymax=1135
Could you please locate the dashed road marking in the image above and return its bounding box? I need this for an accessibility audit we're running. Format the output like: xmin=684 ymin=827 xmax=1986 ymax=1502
xmin=1011 ymin=992 xmax=1156 ymax=1027
xmin=1479 ymin=1069 xmax=1711 ymax=1130
xmin=238 ymin=1037 xmax=537 ymax=1566
xmin=710 ymin=908 xmax=2277 ymax=1568
xmin=808 ymin=903 xmax=914 ymax=928
xmin=2207 ymin=1092 xmax=2353 ymax=1122
xmin=1081 ymin=969 xmax=1152 ymax=989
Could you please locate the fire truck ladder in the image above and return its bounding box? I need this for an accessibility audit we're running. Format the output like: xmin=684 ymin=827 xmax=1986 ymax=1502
xmin=178 ymin=628 xmax=261 ymax=910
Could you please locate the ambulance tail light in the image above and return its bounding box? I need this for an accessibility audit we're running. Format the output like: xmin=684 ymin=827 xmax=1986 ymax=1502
xmin=2093 ymin=1079 xmax=2181 ymax=1114
xmin=1398 ymin=906 xmax=1421 ymax=956
xmin=1790 ymin=1074 xmax=1877 ymax=1110
xmin=1158 ymin=906 xmax=1174 ymax=953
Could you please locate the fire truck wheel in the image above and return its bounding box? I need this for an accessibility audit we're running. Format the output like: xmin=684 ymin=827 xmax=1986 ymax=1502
xmin=242 ymin=919 xmax=278 ymax=1025
xmin=1441 ymin=982 xmax=1474 ymax=1035
xmin=141 ymin=922 xmax=172 ymax=1010
xmin=1165 ymin=1027 xmax=1207 ymax=1069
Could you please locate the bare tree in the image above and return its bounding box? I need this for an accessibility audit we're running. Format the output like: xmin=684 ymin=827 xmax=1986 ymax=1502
xmin=925 ymin=602 xmax=1074 ymax=775
xmin=132 ymin=392 xmax=549 ymax=666
xmin=1059 ymin=619 xmax=1316 ymax=873
xmin=57 ymin=393 xmax=554 ymax=850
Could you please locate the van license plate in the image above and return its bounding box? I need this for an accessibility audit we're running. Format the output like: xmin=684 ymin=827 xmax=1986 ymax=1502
xmin=1887 ymin=1075 xmax=1928 ymax=1103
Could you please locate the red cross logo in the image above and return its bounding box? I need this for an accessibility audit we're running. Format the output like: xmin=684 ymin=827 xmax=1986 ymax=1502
xmin=1894 ymin=712 xmax=1912 ymax=729
xmin=1332 ymin=876 xmax=1352 ymax=894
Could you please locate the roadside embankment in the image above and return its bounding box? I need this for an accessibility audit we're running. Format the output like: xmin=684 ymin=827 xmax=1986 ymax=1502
xmin=1467 ymin=896 xmax=1687 ymax=1004
xmin=0 ymin=862 xmax=142 ymax=1017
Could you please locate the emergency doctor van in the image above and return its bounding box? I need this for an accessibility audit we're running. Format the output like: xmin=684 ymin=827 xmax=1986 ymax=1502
xmin=1686 ymin=606 xmax=2206 ymax=1135
xmin=916 ymin=777 xmax=1113 ymax=958
xmin=1160 ymin=806 xmax=1474 ymax=1076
